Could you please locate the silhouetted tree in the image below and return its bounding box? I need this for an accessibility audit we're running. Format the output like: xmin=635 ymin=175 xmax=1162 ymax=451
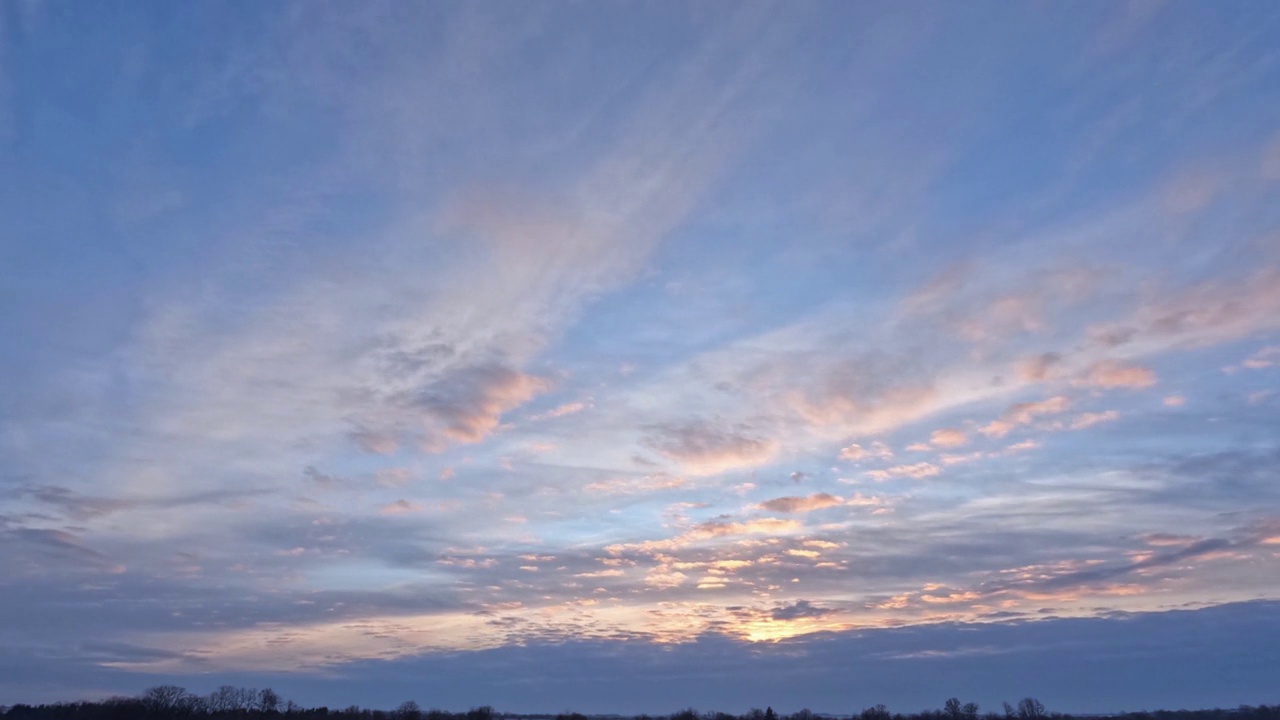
xmin=862 ymin=705 xmax=892 ymax=720
xmin=143 ymin=687 xmax=190 ymax=715
xmin=1018 ymin=699 xmax=1047 ymax=720
xmin=4 ymin=686 xmax=1277 ymax=720
xmin=258 ymin=690 xmax=281 ymax=714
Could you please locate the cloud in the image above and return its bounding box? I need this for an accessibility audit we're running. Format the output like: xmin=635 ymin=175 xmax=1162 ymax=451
xmin=406 ymin=363 xmax=552 ymax=446
xmin=1225 ymin=346 xmax=1280 ymax=372
xmin=374 ymin=468 xmax=412 ymax=488
xmin=1003 ymin=439 xmax=1039 ymax=453
xmin=929 ymin=428 xmax=968 ymax=448
xmin=1068 ymin=410 xmax=1120 ymax=430
xmin=5 ymin=4 xmax=1280 ymax=708
xmin=1006 ymin=395 xmax=1073 ymax=424
xmin=1077 ymin=359 xmax=1158 ymax=389
xmin=583 ymin=475 xmax=688 ymax=496
xmin=1113 ymin=268 xmax=1280 ymax=350
xmin=757 ymin=493 xmax=845 ymax=514
xmin=350 ymin=430 xmax=399 ymax=455
xmin=641 ymin=421 xmax=778 ymax=476
xmin=379 ymin=500 xmax=425 ymax=516
xmin=839 ymin=441 xmax=894 ymax=461
xmin=531 ymin=400 xmax=591 ymax=421
xmin=940 ymin=451 xmax=984 ymax=466
xmin=605 ymin=517 xmax=803 ymax=555
xmin=1018 ymin=352 xmax=1063 ymax=381
xmin=770 ymin=599 xmax=837 ymax=621
xmin=865 ymin=462 xmax=942 ymax=480
xmin=979 ymin=395 xmax=1072 ymax=437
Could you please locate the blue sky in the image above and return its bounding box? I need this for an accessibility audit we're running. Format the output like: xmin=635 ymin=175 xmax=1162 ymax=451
xmin=2 ymin=0 xmax=1280 ymax=712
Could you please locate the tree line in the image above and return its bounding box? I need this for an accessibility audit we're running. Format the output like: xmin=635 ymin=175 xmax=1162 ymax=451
xmin=1 ymin=687 xmax=1277 ymax=720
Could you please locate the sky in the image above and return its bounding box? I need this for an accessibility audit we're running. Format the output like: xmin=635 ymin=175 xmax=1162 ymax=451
xmin=1 ymin=0 xmax=1280 ymax=714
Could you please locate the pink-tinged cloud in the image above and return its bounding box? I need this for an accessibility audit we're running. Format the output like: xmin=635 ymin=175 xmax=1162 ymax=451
xmin=685 ymin=517 xmax=802 ymax=540
xmin=642 ymin=421 xmax=778 ymax=476
xmin=1123 ymin=268 xmax=1280 ymax=348
xmin=1078 ymin=360 xmax=1157 ymax=389
xmin=1068 ymin=410 xmax=1120 ymax=430
xmin=955 ymin=293 xmax=1045 ymax=341
xmin=375 ymin=467 xmax=412 ymax=488
xmin=758 ymin=492 xmax=845 ymax=514
xmin=930 ymin=428 xmax=968 ymax=448
xmin=531 ymin=400 xmax=591 ymax=420
xmin=839 ymin=440 xmax=894 ymax=461
xmin=410 ymin=363 xmax=552 ymax=447
xmin=1163 ymin=395 xmax=1186 ymax=407
xmin=940 ymin=451 xmax=983 ymax=466
xmin=1018 ymin=352 xmax=1063 ymax=381
xmin=980 ymin=395 xmax=1072 ymax=437
xmin=1007 ymin=395 xmax=1072 ymax=423
xmin=1003 ymin=439 xmax=1039 ymax=453
xmin=379 ymin=499 xmax=425 ymax=515
xmin=1229 ymin=346 xmax=1280 ymax=371
xmin=584 ymin=474 xmax=687 ymax=495
xmin=865 ymin=462 xmax=941 ymax=480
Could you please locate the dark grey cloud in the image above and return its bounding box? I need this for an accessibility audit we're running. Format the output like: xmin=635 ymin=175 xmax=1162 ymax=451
xmin=770 ymin=600 xmax=836 ymax=621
